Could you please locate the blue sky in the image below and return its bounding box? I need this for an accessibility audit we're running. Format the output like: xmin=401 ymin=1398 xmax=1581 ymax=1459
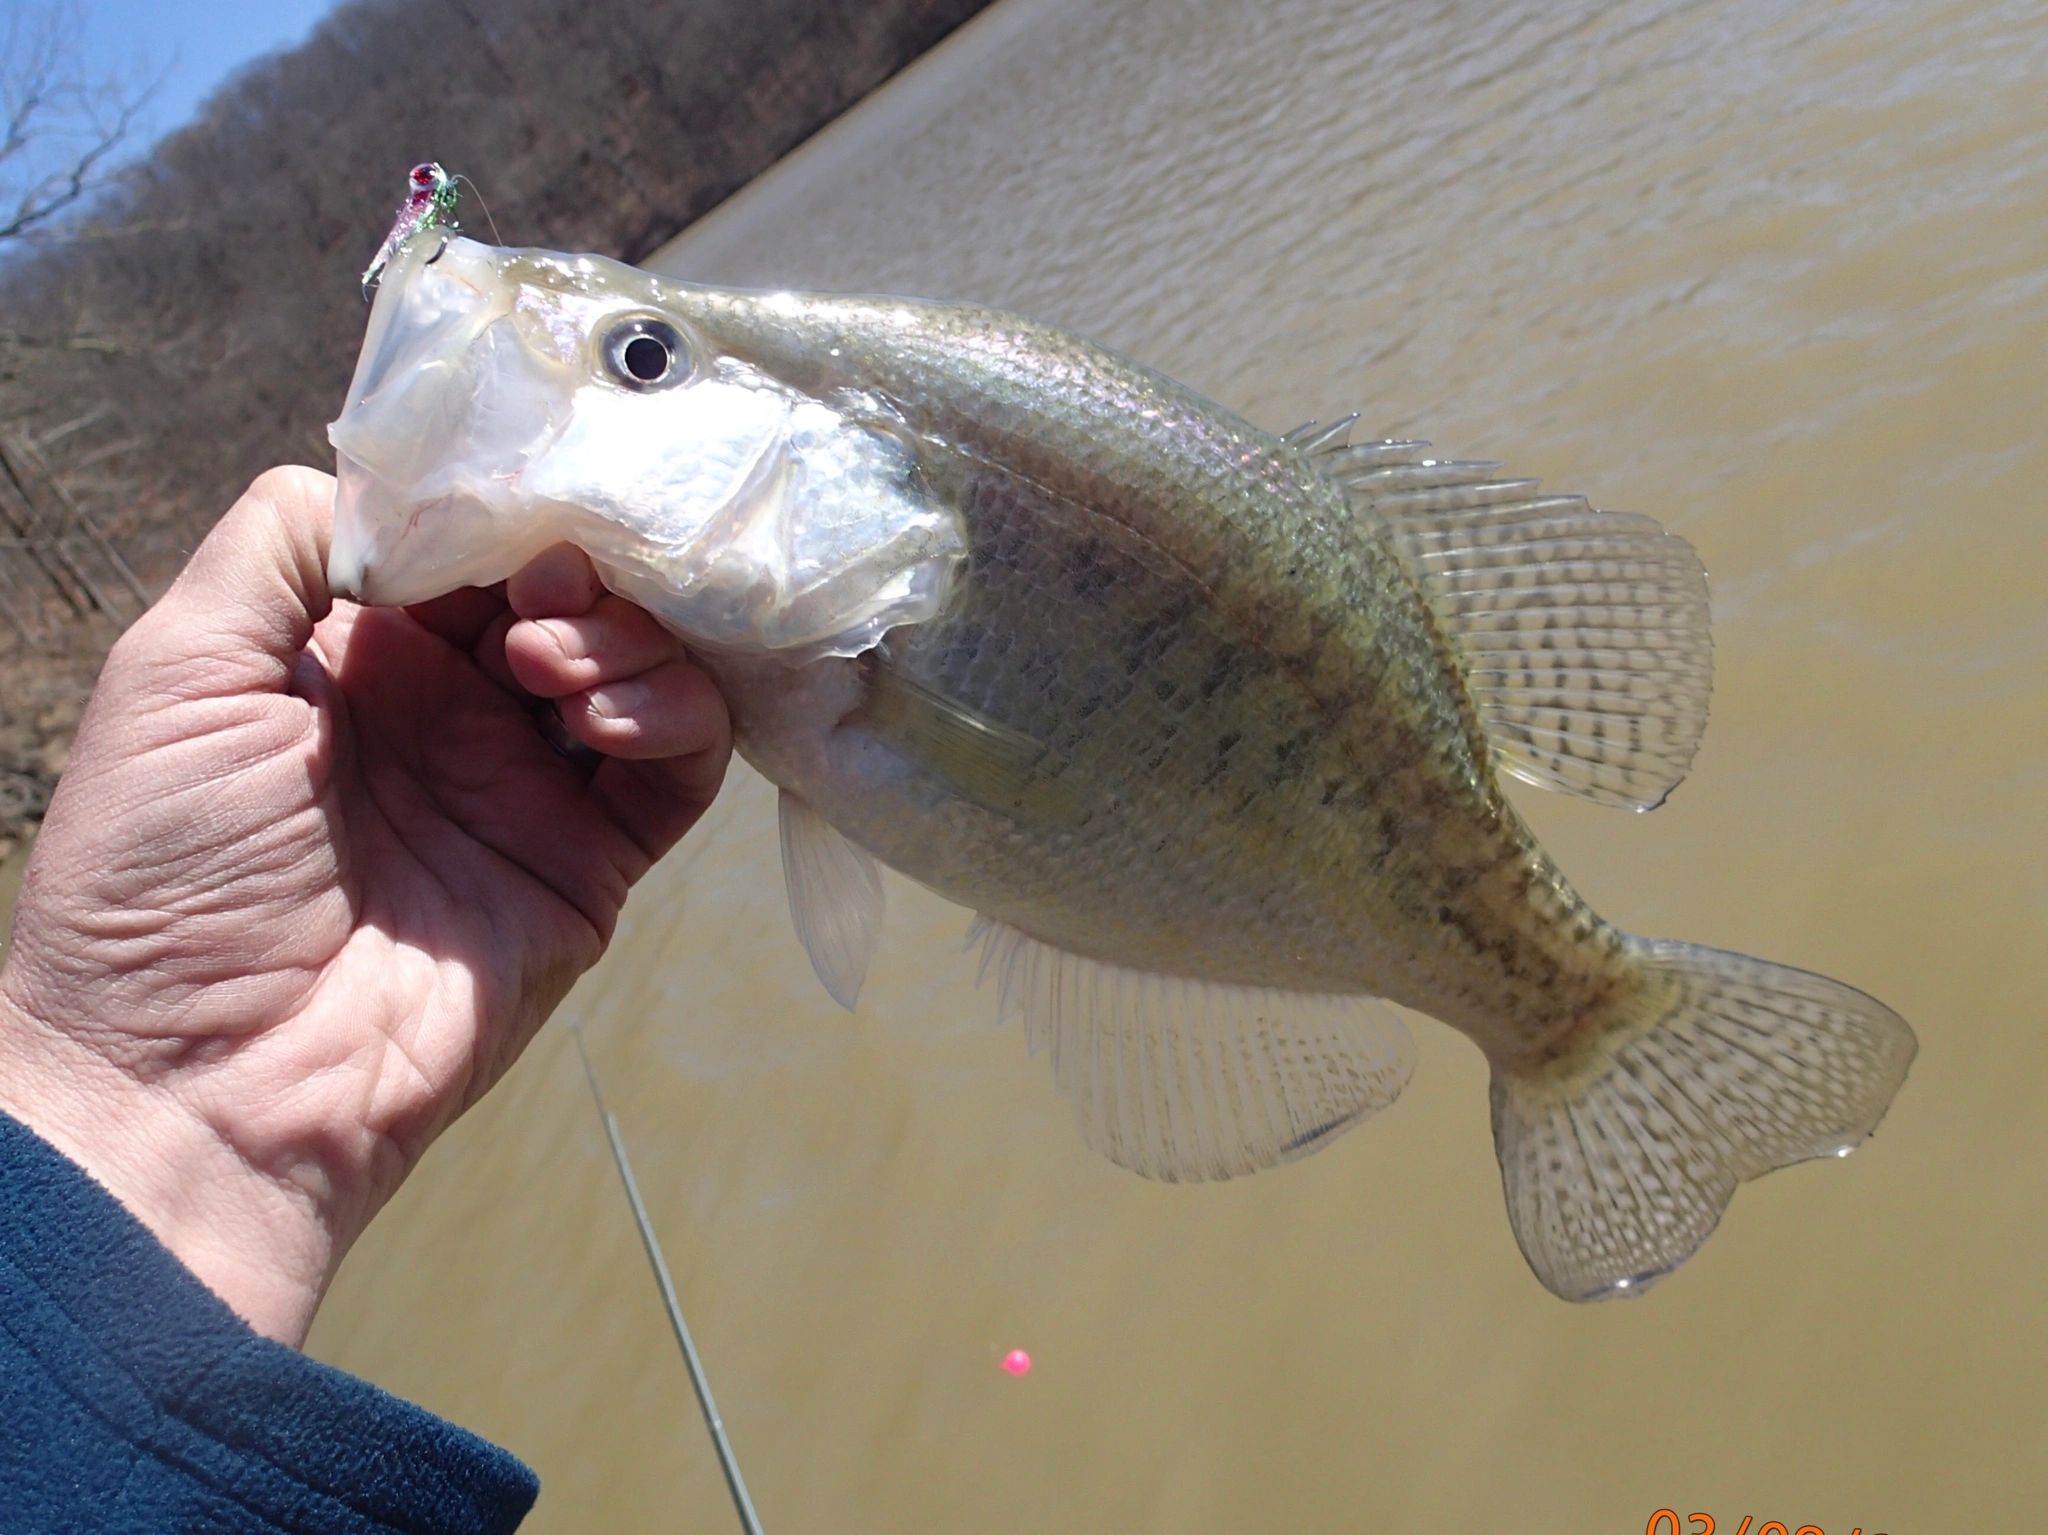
xmin=81 ymin=0 xmax=338 ymax=152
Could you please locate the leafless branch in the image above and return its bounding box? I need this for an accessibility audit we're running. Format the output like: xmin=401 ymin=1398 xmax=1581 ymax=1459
xmin=0 ymin=3 xmax=156 ymax=243
xmin=31 ymin=401 xmax=115 ymax=449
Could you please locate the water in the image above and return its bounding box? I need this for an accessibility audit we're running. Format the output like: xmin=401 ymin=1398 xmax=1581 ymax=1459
xmin=298 ymin=0 xmax=2043 ymax=1527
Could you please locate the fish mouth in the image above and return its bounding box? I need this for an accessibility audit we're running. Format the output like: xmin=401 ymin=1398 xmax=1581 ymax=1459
xmin=323 ymin=457 xmax=393 ymax=603
xmin=326 ymin=471 xmax=493 ymax=607
xmin=326 ymin=235 xmax=519 ymax=603
xmin=339 ymin=235 xmax=508 ymax=429
xmin=326 ymin=456 xmax=553 ymax=609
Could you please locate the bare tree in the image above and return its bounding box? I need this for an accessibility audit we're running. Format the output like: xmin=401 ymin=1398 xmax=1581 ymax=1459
xmin=0 ymin=3 xmax=160 ymax=676
xmin=1 ymin=1 xmax=150 ymax=245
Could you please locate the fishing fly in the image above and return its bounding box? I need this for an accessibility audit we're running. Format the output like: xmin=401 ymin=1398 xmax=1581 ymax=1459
xmin=361 ymin=162 xmax=461 ymax=299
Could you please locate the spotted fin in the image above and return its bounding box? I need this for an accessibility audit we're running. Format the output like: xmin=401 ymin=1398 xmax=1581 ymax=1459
xmin=1490 ymin=937 xmax=1915 ymax=1301
xmin=1288 ymin=421 xmax=1713 ymax=811
xmin=968 ymin=916 xmax=1414 ymax=1181
xmin=778 ymin=789 xmax=884 ymax=1009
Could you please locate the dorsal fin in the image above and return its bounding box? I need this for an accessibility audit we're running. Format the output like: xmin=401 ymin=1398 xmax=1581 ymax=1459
xmin=1286 ymin=422 xmax=1713 ymax=812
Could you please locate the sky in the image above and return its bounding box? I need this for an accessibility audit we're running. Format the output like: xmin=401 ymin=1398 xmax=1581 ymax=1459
xmin=78 ymin=0 xmax=339 ymax=153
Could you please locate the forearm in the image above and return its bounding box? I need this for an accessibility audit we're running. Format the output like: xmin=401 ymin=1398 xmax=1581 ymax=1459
xmin=0 ymin=1102 xmax=536 ymax=1533
xmin=0 ymin=989 xmax=336 ymax=1344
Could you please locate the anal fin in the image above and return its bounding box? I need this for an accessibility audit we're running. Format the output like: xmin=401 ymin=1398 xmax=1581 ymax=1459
xmin=969 ymin=916 xmax=1414 ymax=1181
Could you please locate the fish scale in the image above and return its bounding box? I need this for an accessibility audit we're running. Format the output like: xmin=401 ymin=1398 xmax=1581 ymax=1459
xmin=707 ymin=297 xmax=1617 ymax=1029
xmin=825 ymin=421 xmax=1614 ymax=1047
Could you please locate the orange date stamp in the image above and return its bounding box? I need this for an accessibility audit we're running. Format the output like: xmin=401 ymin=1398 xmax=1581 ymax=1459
xmin=1647 ymin=1513 xmax=1889 ymax=1535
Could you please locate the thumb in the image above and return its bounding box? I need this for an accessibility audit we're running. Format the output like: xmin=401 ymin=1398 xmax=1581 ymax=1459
xmin=137 ymin=467 xmax=338 ymax=694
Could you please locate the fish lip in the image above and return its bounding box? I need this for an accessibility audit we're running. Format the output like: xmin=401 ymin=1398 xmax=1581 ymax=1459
xmin=326 ymin=235 xmax=523 ymax=604
xmin=325 ymin=451 xmax=374 ymax=601
xmin=325 ymin=455 xmax=426 ymax=603
xmin=326 ymin=474 xmax=507 ymax=607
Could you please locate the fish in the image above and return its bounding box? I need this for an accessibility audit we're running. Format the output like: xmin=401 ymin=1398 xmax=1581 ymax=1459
xmin=326 ymin=232 xmax=1917 ymax=1301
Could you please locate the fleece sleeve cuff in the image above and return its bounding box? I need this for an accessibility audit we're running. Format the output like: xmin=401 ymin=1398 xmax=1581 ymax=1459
xmin=0 ymin=1108 xmax=538 ymax=1534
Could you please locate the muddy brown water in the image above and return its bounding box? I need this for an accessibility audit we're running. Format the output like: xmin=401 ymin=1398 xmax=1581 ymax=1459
xmin=12 ymin=0 xmax=2046 ymax=1528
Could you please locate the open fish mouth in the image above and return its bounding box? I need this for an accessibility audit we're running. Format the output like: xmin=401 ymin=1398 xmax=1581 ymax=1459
xmin=326 ymin=236 xmax=548 ymax=605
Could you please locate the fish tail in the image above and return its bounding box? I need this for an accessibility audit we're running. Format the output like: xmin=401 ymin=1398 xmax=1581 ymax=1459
xmin=1487 ymin=938 xmax=1916 ymax=1301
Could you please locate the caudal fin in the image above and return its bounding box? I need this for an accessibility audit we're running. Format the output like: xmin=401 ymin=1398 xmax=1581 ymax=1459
xmin=1489 ymin=939 xmax=1916 ymax=1301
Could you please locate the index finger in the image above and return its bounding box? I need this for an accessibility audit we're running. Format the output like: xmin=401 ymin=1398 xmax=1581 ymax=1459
xmin=506 ymin=544 xmax=604 ymax=620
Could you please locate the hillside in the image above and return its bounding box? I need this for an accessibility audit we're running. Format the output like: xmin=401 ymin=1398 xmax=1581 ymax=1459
xmin=0 ymin=0 xmax=994 ymax=847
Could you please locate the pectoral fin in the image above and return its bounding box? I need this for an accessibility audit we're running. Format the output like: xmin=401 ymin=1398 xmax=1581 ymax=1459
xmin=1290 ymin=421 xmax=1713 ymax=811
xmin=858 ymin=663 xmax=1086 ymax=825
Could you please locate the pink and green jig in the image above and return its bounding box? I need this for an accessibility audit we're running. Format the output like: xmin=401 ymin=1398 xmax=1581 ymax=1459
xmin=360 ymin=162 xmax=461 ymax=299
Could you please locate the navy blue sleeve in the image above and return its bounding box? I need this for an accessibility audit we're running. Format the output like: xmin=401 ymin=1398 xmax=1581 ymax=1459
xmin=0 ymin=1109 xmax=538 ymax=1534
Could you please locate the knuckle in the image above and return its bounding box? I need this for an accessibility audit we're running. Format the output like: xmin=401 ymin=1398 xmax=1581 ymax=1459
xmin=244 ymin=464 xmax=329 ymax=509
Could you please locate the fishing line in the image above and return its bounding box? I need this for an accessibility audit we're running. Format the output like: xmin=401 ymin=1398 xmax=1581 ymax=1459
xmin=572 ymin=1026 xmax=767 ymax=1535
xmin=453 ymin=175 xmax=504 ymax=245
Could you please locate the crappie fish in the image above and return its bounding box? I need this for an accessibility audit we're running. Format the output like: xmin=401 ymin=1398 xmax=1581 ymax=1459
xmin=327 ymin=233 xmax=1916 ymax=1301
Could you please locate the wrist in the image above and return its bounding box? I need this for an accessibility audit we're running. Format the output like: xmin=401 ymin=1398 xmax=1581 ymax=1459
xmin=0 ymin=984 xmax=336 ymax=1344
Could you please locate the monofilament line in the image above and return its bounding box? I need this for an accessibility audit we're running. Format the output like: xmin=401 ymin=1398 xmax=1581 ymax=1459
xmin=573 ymin=1026 xmax=766 ymax=1535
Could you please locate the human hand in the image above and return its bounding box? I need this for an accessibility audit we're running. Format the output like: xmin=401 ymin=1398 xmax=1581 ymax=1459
xmin=0 ymin=467 xmax=731 ymax=1344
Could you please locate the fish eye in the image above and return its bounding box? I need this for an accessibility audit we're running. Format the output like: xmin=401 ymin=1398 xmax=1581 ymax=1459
xmin=601 ymin=316 xmax=690 ymax=391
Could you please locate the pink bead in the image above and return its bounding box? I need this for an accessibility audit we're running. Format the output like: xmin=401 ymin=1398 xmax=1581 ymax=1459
xmin=1000 ymin=1348 xmax=1032 ymax=1377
